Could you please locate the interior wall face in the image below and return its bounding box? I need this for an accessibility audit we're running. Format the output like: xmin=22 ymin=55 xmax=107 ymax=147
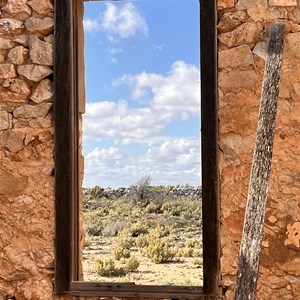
xmin=218 ymin=0 xmax=300 ymax=299
xmin=0 ymin=0 xmax=55 ymax=299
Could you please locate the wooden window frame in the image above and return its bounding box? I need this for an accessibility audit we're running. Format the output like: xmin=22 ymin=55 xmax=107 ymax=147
xmin=54 ymin=0 xmax=219 ymax=298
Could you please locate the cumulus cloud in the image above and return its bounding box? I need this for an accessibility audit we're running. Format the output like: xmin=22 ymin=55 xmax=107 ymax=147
xmin=83 ymin=18 xmax=101 ymax=32
xmin=83 ymin=61 xmax=200 ymax=143
xmin=101 ymin=3 xmax=148 ymax=39
xmin=83 ymin=60 xmax=201 ymax=187
xmin=114 ymin=60 xmax=201 ymax=121
xmin=83 ymin=3 xmax=148 ymax=40
xmin=83 ymin=100 xmax=164 ymax=142
xmin=83 ymin=137 xmax=201 ymax=188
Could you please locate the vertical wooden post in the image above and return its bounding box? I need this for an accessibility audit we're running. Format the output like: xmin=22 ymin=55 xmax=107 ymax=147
xmin=234 ymin=23 xmax=285 ymax=300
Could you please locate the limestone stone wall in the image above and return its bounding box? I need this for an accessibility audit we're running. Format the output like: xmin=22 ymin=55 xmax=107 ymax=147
xmin=218 ymin=0 xmax=300 ymax=298
xmin=0 ymin=0 xmax=55 ymax=299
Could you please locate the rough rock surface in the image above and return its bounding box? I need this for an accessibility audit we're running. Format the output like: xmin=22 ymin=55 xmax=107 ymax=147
xmin=0 ymin=1 xmax=55 ymax=299
xmin=218 ymin=2 xmax=300 ymax=299
xmin=17 ymin=64 xmax=52 ymax=82
xmin=0 ymin=0 xmax=299 ymax=299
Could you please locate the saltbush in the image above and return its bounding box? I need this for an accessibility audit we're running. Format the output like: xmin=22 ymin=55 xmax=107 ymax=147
xmin=125 ymin=256 xmax=140 ymax=272
xmin=146 ymin=238 xmax=175 ymax=263
xmin=84 ymin=210 xmax=103 ymax=236
xmin=94 ymin=258 xmax=125 ymax=277
xmin=112 ymin=247 xmax=131 ymax=260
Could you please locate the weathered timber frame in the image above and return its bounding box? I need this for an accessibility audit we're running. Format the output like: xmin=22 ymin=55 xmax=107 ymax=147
xmin=54 ymin=0 xmax=219 ymax=298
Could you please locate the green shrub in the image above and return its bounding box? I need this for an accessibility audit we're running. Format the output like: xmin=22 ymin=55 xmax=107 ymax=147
xmin=116 ymin=235 xmax=134 ymax=249
xmin=125 ymin=256 xmax=140 ymax=272
xmin=192 ymin=248 xmax=203 ymax=257
xmin=146 ymin=238 xmax=175 ymax=263
xmin=84 ymin=210 xmax=103 ymax=236
xmin=149 ymin=224 xmax=170 ymax=239
xmin=102 ymin=221 xmax=127 ymax=237
xmin=87 ymin=185 xmax=105 ymax=199
xmin=127 ymin=222 xmax=149 ymax=237
xmin=136 ymin=233 xmax=149 ymax=248
xmin=94 ymin=258 xmax=125 ymax=277
xmin=112 ymin=247 xmax=131 ymax=260
xmin=192 ymin=257 xmax=203 ymax=265
xmin=84 ymin=235 xmax=92 ymax=248
xmin=145 ymin=203 xmax=161 ymax=214
xmin=185 ymin=238 xmax=201 ymax=249
xmin=181 ymin=246 xmax=194 ymax=258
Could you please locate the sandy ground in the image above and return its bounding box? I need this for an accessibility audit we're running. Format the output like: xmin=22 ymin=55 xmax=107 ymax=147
xmin=82 ymin=236 xmax=203 ymax=286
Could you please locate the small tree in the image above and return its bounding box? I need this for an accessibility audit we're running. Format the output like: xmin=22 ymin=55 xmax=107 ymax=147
xmin=130 ymin=175 xmax=151 ymax=204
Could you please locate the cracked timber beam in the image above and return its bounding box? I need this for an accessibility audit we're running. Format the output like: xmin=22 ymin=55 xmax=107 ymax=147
xmin=234 ymin=23 xmax=285 ymax=300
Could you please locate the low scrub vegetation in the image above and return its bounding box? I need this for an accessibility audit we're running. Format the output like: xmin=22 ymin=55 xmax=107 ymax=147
xmin=83 ymin=182 xmax=203 ymax=284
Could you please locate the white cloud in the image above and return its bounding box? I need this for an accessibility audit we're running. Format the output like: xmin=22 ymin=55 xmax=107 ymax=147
xmin=83 ymin=100 xmax=164 ymax=142
xmin=83 ymin=18 xmax=101 ymax=32
xmin=83 ymin=137 xmax=201 ymax=188
xmin=106 ymin=47 xmax=124 ymax=55
xmin=83 ymin=3 xmax=148 ymax=40
xmin=83 ymin=61 xmax=200 ymax=144
xmin=152 ymin=44 xmax=164 ymax=52
xmin=101 ymin=3 xmax=148 ymax=39
xmin=115 ymin=60 xmax=201 ymax=122
xmin=83 ymin=61 xmax=201 ymax=187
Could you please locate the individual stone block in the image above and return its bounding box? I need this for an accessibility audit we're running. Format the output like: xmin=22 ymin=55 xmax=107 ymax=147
xmin=6 ymin=131 xmax=25 ymax=152
xmin=219 ymin=70 xmax=259 ymax=91
xmin=218 ymin=11 xmax=247 ymax=33
xmin=8 ymin=46 xmax=28 ymax=65
xmin=0 ymin=51 xmax=5 ymax=63
xmin=13 ymin=34 xmax=29 ymax=47
xmin=0 ymin=87 xmax=28 ymax=103
xmin=219 ymin=45 xmax=254 ymax=69
xmin=28 ymin=0 xmax=53 ymax=16
xmin=284 ymin=222 xmax=300 ymax=248
xmin=248 ymin=3 xmax=288 ymax=22
xmin=0 ymin=167 xmax=28 ymax=194
xmin=0 ymin=111 xmax=9 ymax=130
xmin=252 ymin=41 xmax=268 ymax=61
xmin=0 ymin=37 xmax=15 ymax=50
xmin=44 ymin=34 xmax=54 ymax=44
xmin=29 ymin=35 xmax=53 ymax=66
xmin=2 ymin=0 xmax=31 ymax=16
xmin=31 ymin=79 xmax=53 ymax=103
xmin=289 ymin=7 xmax=300 ymax=23
xmin=269 ymin=0 xmax=297 ymax=6
xmin=25 ymin=17 xmax=53 ymax=34
xmin=0 ymin=18 xmax=24 ymax=35
xmin=3 ymin=78 xmax=31 ymax=96
xmin=218 ymin=0 xmax=235 ymax=9
xmin=236 ymin=0 xmax=265 ymax=10
xmin=284 ymin=32 xmax=300 ymax=58
xmin=0 ymin=64 xmax=16 ymax=79
xmin=24 ymin=134 xmax=35 ymax=146
xmin=13 ymin=103 xmax=52 ymax=118
xmin=219 ymin=22 xmax=261 ymax=47
xmin=17 ymin=64 xmax=52 ymax=82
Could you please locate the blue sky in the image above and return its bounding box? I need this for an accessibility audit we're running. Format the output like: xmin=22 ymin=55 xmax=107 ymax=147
xmin=82 ymin=0 xmax=200 ymax=188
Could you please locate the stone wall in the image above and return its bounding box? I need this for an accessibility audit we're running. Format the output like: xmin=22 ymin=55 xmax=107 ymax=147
xmin=0 ymin=0 xmax=299 ymax=299
xmin=218 ymin=0 xmax=300 ymax=298
xmin=0 ymin=0 xmax=55 ymax=299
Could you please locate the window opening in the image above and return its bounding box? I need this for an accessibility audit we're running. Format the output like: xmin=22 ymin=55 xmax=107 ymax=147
xmin=54 ymin=0 xmax=219 ymax=296
xmin=80 ymin=0 xmax=202 ymax=286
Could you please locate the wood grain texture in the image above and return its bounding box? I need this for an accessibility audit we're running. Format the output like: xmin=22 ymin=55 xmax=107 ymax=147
xmin=54 ymin=0 xmax=74 ymax=293
xmin=234 ymin=23 xmax=285 ymax=300
xmin=200 ymin=0 xmax=220 ymax=296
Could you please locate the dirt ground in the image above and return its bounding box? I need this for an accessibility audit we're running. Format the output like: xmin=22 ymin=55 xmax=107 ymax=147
xmin=82 ymin=236 xmax=203 ymax=286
